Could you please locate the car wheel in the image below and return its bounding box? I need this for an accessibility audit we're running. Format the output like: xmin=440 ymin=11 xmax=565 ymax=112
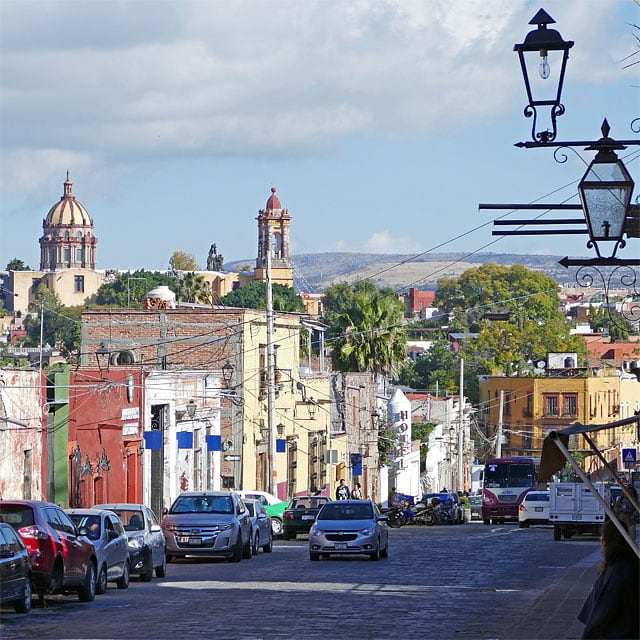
xmin=14 ymin=576 xmax=32 ymax=613
xmin=309 ymin=552 xmax=320 ymax=561
xmin=116 ymin=561 xmax=130 ymax=589
xmin=95 ymin=563 xmax=108 ymax=595
xmin=252 ymin=533 xmax=259 ymax=555
xmin=77 ymin=562 xmax=96 ymax=602
xmin=483 ymin=518 xmax=491 ymax=525
xmin=140 ymin=554 xmax=154 ymax=582
xmin=380 ymin=540 xmax=389 ymax=559
xmin=242 ymin=535 xmax=253 ymax=559
xmin=369 ymin=544 xmax=380 ymax=561
xmin=282 ymin=530 xmax=291 ymax=541
xmin=553 ymin=525 xmax=562 ymax=541
xmin=229 ymin=536 xmax=243 ymax=563
xmin=166 ymin=553 xmax=174 ymax=563
xmin=156 ymin=554 xmax=167 ymax=578
xmin=262 ymin=535 xmax=273 ymax=553
xmin=271 ymin=518 xmax=283 ymax=536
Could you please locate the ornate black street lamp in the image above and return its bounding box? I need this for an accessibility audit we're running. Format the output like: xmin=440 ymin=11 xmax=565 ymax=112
xmin=579 ymin=120 xmax=635 ymax=259
xmin=514 ymin=9 xmax=573 ymax=144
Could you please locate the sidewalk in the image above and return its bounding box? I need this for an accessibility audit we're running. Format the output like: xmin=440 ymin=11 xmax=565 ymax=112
xmin=514 ymin=527 xmax=640 ymax=639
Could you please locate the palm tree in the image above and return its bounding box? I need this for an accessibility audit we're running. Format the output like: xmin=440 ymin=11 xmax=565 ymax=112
xmin=180 ymin=272 xmax=211 ymax=304
xmin=330 ymin=289 xmax=406 ymax=377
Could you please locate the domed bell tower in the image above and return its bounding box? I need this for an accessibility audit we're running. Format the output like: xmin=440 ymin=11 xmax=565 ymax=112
xmin=255 ymin=187 xmax=293 ymax=287
xmin=39 ymin=172 xmax=97 ymax=271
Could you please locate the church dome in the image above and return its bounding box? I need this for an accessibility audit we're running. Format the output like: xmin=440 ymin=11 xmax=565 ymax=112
xmin=265 ymin=187 xmax=282 ymax=210
xmin=44 ymin=172 xmax=93 ymax=226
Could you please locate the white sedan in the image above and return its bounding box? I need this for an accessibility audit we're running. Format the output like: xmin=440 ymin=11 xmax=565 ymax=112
xmin=518 ymin=491 xmax=550 ymax=528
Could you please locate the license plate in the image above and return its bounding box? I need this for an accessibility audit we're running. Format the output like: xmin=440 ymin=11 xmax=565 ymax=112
xmin=302 ymin=515 xmax=314 ymax=520
xmin=188 ymin=537 xmax=202 ymax=545
xmin=535 ymin=507 xmax=543 ymax=512
xmin=335 ymin=543 xmax=347 ymax=550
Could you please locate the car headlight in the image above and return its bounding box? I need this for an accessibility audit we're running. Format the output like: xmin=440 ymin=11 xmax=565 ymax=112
xmin=128 ymin=536 xmax=145 ymax=549
xmin=360 ymin=527 xmax=375 ymax=536
xmin=218 ymin=523 xmax=234 ymax=531
xmin=309 ymin=525 xmax=323 ymax=535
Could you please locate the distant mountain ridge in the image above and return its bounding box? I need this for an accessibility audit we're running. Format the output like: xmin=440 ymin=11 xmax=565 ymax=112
xmin=227 ymin=252 xmax=581 ymax=293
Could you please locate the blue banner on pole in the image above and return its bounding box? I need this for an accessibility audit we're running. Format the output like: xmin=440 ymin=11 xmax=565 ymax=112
xmin=206 ymin=435 xmax=222 ymax=451
xmin=143 ymin=430 xmax=162 ymax=450
xmin=176 ymin=431 xmax=193 ymax=449
xmin=276 ymin=439 xmax=286 ymax=453
xmin=351 ymin=453 xmax=363 ymax=476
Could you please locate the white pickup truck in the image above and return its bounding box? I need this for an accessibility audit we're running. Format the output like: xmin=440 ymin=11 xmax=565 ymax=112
xmin=549 ymin=481 xmax=610 ymax=541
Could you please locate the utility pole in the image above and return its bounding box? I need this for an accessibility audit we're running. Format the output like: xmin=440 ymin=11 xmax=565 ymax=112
xmin=458 ymin=358 xmax=464 ymax=492
xmin=496 ymin=390 xmax=504 ymax=458
xmin=266 ymin=236 xmax=277 ymax=496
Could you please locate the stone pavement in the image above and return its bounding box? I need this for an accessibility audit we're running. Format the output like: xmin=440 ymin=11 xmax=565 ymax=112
xmin=512 ymin=527 xmax=640 ymax=640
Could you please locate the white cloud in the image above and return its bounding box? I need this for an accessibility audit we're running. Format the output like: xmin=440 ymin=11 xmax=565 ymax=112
xmin=364 ymin=230 xmax=422 ymax=254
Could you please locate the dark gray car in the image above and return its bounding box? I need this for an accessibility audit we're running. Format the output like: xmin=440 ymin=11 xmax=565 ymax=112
xmin=161 ymin=491 xmax=252 ymax=563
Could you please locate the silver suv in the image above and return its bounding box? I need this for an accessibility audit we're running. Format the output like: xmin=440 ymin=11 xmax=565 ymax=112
xmin=161 ymin=491 xmax=252 ymax=563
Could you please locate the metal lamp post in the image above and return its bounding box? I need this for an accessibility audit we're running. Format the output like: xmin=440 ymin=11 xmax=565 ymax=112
xmin=513 ymin=9 xmax=573 ymax=145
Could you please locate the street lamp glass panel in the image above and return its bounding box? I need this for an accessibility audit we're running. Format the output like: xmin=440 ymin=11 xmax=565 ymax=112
xmin=579 ymin=158 xmax=633 ymax=242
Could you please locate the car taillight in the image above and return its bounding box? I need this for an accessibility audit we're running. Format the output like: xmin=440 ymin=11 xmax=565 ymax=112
xmin=284 ymin=513 xmax=292 ymax=520
xmin=19 ymin=525 xmax=49 ymax=541
xmin=519 ymin=504 xmax=525 ymax=511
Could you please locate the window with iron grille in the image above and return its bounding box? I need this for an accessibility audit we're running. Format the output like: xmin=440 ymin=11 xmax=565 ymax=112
xmin=544 ymin=394 xmax=559 ymax=417
xmin=563 ymin=394 xmax=578 ymax=417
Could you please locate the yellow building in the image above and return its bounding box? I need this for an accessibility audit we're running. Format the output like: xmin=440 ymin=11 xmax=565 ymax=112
xmin=479 ymin=370 xmax=640 ymax=473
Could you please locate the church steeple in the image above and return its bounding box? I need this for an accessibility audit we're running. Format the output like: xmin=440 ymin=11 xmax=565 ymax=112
xmin=255 ymin=187 xmax=293 ymax=287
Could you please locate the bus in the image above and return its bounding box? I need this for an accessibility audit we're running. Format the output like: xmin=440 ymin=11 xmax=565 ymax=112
xmin=481 ymin=457 xmax=540 ymax=524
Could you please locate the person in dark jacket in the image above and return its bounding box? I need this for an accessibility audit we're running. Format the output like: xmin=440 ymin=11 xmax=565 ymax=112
xmin=335 ymin=479 xmax=350 ymax=500
xmin=578 ymin=519 xmax=639 ymax=639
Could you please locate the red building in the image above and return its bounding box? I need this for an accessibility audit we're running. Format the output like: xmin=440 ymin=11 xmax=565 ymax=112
xmin=68 ymin=368 xmax=145 ymax=507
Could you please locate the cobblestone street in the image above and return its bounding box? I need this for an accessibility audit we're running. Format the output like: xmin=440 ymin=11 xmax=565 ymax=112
xmin=0 ymin=523 xmax=601 ymax=639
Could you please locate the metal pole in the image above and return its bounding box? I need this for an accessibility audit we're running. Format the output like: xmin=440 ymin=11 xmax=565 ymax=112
xmin=496 ymin=390 xmax=504 ymax=457
xmin=266 ymin=237 xmax=277 ymax=497
xmin=458 ymin=358 xmax=464 ymax=492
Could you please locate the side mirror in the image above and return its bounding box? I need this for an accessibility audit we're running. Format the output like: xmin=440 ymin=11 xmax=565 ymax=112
xmin=163 ymin=507 xmax=169 ymax=516
xmin=78 ymin=526 xmax=89 ymax=536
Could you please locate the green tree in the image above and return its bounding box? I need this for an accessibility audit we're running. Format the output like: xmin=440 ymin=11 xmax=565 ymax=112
xmin=329 ymin=285 xmax=406 ymax=377
xmin=435 ymin=264 xmax=560 ymax=330
xmin=96 ymin=271 xmax=178 ymax=307
xmin=219 ymin=281 xmax=305 ymax=312
xmin=399 ymin=340 xmax=459 ymax=393
xmin=169 ymin=251 xmax=199 ymax=272
xmin=6 ymin=258 xmax=31 ymax=271
xmin=588 ymin=305 xmax=635 ymax=341
xmin=22 ymin=285 xmax=82 ymax=360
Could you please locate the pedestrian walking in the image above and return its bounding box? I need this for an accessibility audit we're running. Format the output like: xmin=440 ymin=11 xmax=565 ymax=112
xmin=350 ymin=483 xmax=363 ymax=500
xmin=335 ymin=479 xmax=350 ymax=500
xmin=577 ymin=519 xmax=640 ymax=639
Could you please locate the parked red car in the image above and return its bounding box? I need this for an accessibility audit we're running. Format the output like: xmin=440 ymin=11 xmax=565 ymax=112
xmin=0 ymin=500 xmax=98 ymax=602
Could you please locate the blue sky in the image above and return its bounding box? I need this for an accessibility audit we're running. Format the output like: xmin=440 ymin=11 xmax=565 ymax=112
xmin=1 ymin=0 xmax=638 ymax=278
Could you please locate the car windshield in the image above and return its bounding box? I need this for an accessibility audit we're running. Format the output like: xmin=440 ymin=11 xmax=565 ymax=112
xmin=171 ymin=496 xmax=233 ymax=514
xmin=69 ymin=514 xmax=101 ymax=540
xmin=318 ymin=503 xmax=373 ymax=520
xmin=111 ymin=510 xmax=145 ymax=531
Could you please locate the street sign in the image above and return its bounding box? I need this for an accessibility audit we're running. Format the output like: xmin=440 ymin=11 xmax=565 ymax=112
xmin=224 ymin=454 xmax=241 ymax=462
xmin=622 ymin=448 xmax=637 ymax=469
